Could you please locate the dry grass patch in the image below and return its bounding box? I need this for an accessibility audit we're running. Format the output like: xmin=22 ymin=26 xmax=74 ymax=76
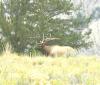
xmin=0 ymin=52 xmax=100 ymax=85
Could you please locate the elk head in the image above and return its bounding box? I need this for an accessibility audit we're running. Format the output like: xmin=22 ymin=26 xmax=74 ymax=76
xmin=38 ymin=37 xmax=60 ymax=56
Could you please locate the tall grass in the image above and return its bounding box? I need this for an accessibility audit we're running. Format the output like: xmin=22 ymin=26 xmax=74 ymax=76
xmin=0 ymin=46 xmax=100 ymax=85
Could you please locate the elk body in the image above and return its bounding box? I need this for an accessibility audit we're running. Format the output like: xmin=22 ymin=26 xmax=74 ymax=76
xmin=39 ymin=38 xmax=76 ymax=57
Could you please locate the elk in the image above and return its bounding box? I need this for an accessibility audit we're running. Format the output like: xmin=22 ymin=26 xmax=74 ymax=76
xmin=38 ymin=38 xmax=77 ymax=57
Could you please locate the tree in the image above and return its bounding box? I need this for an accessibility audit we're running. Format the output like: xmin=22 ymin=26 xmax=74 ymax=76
xmin=0 ymin=0 xmax=90 ymax=54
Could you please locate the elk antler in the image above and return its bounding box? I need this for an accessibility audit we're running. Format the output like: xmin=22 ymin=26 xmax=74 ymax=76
xmin=38 ymin=37 xmax=60 ymax=46
xmin=44 ymin=38 xmax=60 ymax=41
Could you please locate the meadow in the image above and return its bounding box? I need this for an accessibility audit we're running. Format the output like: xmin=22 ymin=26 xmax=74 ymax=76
xmin=0 ymin=51 xmax=100 ymax=85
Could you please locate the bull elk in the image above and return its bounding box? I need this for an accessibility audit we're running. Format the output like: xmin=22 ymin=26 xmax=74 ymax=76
xmin=38 ymin=38 xmax=77 ymax=57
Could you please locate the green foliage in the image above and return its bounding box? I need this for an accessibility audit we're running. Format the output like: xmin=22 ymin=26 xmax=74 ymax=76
xmin=0 ymin=0 xmax=90 ymax=54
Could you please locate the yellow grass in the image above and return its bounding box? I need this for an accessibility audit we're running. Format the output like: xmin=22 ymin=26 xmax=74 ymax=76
xmin=0 ymin=52 xmax=100 ymax=85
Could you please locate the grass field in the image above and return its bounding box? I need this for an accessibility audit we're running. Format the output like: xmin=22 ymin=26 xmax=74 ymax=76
xmin=0 ymin=52 xmax=100 ymax=85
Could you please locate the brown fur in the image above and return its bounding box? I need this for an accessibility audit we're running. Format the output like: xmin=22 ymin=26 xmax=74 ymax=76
xmin=42 ymin=44 xmax=76 ymax=57
xmin=39 ymin=38 xmax=76 ymax=57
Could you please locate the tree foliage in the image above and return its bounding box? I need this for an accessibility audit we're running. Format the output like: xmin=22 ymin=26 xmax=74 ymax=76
xmin=0 ymin=0 xmax=90 ymax=54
